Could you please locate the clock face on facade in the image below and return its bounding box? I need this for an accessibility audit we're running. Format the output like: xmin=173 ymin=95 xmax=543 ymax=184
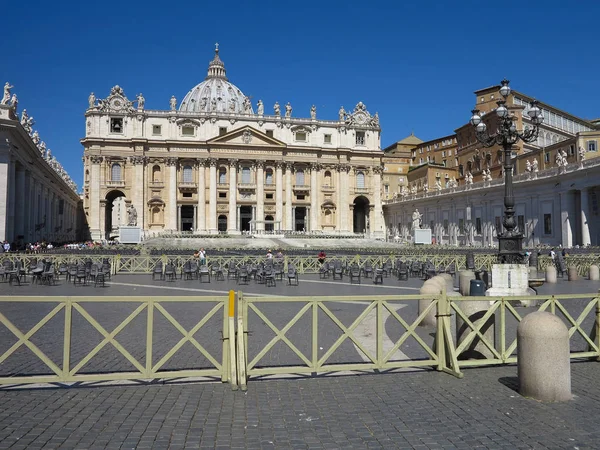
xmin=354 ymin=112 xmax=367 ymax=124
xmin=111 ymin=98 xmax=122 ymax=109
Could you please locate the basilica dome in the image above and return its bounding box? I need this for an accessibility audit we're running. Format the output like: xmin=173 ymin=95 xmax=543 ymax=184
xmin=179 ymin=46 xmax=253 ymax=114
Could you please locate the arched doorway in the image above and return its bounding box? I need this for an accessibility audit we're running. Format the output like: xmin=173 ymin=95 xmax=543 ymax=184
xmin=180 ymin=205 xmax=194 ymax=231
xmin=218 ymin=215 xmax=227 ymax=232
xmin=265 ymin=215 xmax=274 ymax=232
xmin=240 ymin=206 xmax=252 ymax=232
xmin=105 ymin=190 xmax=126 ymax=239
xmin=353 ymin=196 xmax=370 ymax=233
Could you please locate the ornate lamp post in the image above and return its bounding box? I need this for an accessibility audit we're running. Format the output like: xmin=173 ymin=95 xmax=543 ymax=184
xmin=469 ymin=79 xmax=544 ymax=263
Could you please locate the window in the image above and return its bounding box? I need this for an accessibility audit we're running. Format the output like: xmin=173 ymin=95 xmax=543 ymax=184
xmin=152 ymin=125 xmax=162 ymax=136
xmin=355 ymin=131 xmax=365 ymax=145
xmin=219 ymin=127 xmax=227 ymax=136
xmin=219 ymin=192 xmax=227 ymax=199
xmin=295 ymin=131 xmax=307 ymax=142
xmin=241 ymin=166 xmax=251 ymax=183
xmin=544 ymin=213 xmax=552 ymax=234
xmin=356 ymin=171 xmax=365 ymax=189
xmin=266 ymin=130 xmax=274 ymax=138
xmin=219 ymin=167 xmax=227 ymax=183
xmin=266 ymin=193 xmax=273 ymax=199
xmin=111 ymin=163 xmax=122 ymax=181
xmin=182 ymin=165 xmax=193 ymax=183
xmin=181 ymin=125 xmax=194 ymax=136
xmin=295 ymin=169 xmax=305 ymax=185
xmin=517 ymin=215 xmax=525 ymax=233
xmin=475 ymin=218 xmax=482 ymax=235
xmin=588 ymin=140 xmax=597 ymax=152
xmin=458 ymin=219 xmax=465 ymax=234
xmin=442 ymin=151 xmax=446 ymax=157
xmin=569 ymin=145 xmax=575 ymax=156
xmin=443 ymin=220 xmax=449 ymax=234
xmin=265 ymin=169 xmax=273 ymax=185
xmin=110 ymin=118 xmax=123 ymax=133
xmin=324 ymin=134 xmax=332 ymax=144
xmin=182 ymin=192 xmax=192 ymax=198
xmin=152 ymin=165 xmax=161 ymax=182
xmin=297 ymin=194 xmax=305 ymax=200
xmin=545 ymin=152 xmax=550 ymax=163
xmin=323 ymin=170 xmax=332 ymax=186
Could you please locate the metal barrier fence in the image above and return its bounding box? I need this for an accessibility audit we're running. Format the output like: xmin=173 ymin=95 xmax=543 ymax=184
xmin=2 ymin=291 xmax=599 ymax=389
xmin=2 ymin=253 xmax=600 ymax=276
xmin=0 ymin=295 xmax=233 ymax=386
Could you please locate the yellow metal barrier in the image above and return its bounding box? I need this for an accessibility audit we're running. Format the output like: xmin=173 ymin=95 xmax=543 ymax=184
xmin=0 ymin=296 xmax=234 ymax=386
xmin=236 ymin=294 xmax=461 ymax=384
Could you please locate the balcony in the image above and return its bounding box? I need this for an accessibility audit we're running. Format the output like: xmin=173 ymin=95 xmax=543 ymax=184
xmin=106 ymin=180 xmax=125 ymax=188
xmin=263 ymin=183 xmax=276 ymax=191
xmin=217 ymin=183 xmax=229 ymax=189
xmin=149 ymin=181 xmax=164 ymax=189
xmin=178 ymin=182 xmax=197 ymax=191
xmin=238 ymin=182 xmax=256 ymax=191
xmin=293 ymin=184 xmax=310 ymax=193
xmin=321 ymin=184 xmax=335 ymax=192
xmin=354 ymin=187 xmax=369 ymax=195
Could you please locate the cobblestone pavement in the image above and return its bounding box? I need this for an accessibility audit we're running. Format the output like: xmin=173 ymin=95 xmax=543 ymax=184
xmin=1 ymin=363 xmax=600 ymax=449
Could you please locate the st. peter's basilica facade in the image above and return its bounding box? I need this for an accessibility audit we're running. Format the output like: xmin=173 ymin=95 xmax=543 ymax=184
xmin=81 ymin=46 xmax=383 ymax=240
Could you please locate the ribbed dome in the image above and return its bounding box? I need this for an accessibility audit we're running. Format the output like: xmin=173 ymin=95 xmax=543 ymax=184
xmin=179 ymin=45 xmax=253 ymax=114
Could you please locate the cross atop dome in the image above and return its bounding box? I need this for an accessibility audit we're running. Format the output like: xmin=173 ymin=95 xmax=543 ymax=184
xmin=206 ymin=43 xmax=227 ymax=80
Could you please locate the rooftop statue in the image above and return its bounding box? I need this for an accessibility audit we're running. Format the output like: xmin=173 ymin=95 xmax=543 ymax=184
xmin=88 ymin=92 xmax=96 ymax=109
xmin=285 ymin=102 xmax=292 ymax=118
xmin=274 ymin=102 xmax=280 ymax=116
xmin=136 ymin=93 xmax=145 ymax=109
xmin=310 ymin=105 xmax=316 ymax=120
xmin=532 ymin=159 xmax=539 ymax=172
xmin=1 ymin=82 xmax=13 ymax=105
xmin=31 ymin=130 xmax=40 ymax=145
xmin=243 ymin=96 xmax=252 ymax=114
xmin=338 ymin=106 xmax=346 ymax=121
xmin=170 ymin=95 xmax=177 ymax=111
xmin=257 ymin=99 xmax=264 ymax=115
xmin=10 ymin=94 xmax=18 ymax=112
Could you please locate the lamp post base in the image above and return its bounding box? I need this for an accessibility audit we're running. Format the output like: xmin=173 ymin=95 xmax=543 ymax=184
xmin=497 ymin=234 xmax=525 ymax=264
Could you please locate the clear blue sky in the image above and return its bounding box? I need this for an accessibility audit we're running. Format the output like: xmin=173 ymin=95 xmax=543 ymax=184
xmin=3 ymin=0 xmax=599 ymax=190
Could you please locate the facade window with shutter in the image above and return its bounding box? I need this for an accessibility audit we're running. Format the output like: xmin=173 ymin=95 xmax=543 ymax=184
xmin=241 ymin=166 xmax=251 ymax=183
xmin=356 ymin=171 xmax=365 ymax=188
xmin=295 ymin=169 xmax=305 ymax=185
xmin=219 ymin=168 xmax=227 ymax=183
xmin=265 ymin=169 xmax=273 ymax=184
xmin=183 ymin=165 xmax=193 ymax=183
xmin=111 ymin=163 xmax=122 ymax=181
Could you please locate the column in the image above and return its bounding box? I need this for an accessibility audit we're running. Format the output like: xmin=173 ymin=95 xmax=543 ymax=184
xmin=0 ymin=154 xmax=9 ymax=241
xmin=99 ymin=201 xmax=106 ymax=240
xmin=177 ymin=205 xmax=182 ymax=231
xmin=167 ymin=158 xmax=178 ymax=231
xmin=236 ymin=205 xmax=241 ymax=231
xmin=131 ymin=156 xmax=146 ymax=230
xmin=208 ymin=159 xmax=217 ymax=233
xmin=336 ymin=167 xmax=342 ymax=231
xmin=196 ymin=159 xmax=206 ymax=232
xmin=193 ymin=205 xmax=197 ymax=230
xmin=228 ymin=159 xmax=238 ymax=233
xmin=251 ymin=206 xmax=256 ymax=233
xmin=15 ymin=166 xmax=26 ymax=240
xmin=310 ymin=163 xmax=319 ymax=231
xmin=285 ymin=163 xmax=293 ymax=230
xmin=89 ymin=156 xmax=104 ymax=240
xmin=372 ymin=167 xmax=383 ymax=238
xmin=306 ymin=207 xmax=310 ymax=231
xmin=560 ymin=191 xmax=574 ymax=248
xmin=292 ymin=207 xmax=296 ymax=231
xmin=275 ymin=162 xmax=283 ymax=229
xmin=7 ymin=158 xmax=16 ymax=242
xmin=256 ymin=161 xmax=265 ymax=232
xmin=339 ymin=165 xmax=350 ymax=232
xmin=23 ymin=171 xmax=31 ymax=243
xmin=581 ymin=189 xmax=591 ymax=247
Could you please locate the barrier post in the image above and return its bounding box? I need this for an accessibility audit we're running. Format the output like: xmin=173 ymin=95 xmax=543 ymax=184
xmin=145 ymin=298 xmax=154 ymax=378
xmin=62 ymin=297 xmax=72 ymax=382
xmin=436 ymin=290 xmax=447 ymax=371
xmin=237 ymin=291 xmax=247 ymax=391
xmin=228 ymin=290 xmax=238 ymax=390
xmin=596 ymin=290 xmax=600 ymax=362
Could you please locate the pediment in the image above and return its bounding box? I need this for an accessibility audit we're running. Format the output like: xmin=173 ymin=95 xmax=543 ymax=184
xmin=207 ymin=126 xmax=286 ymax=148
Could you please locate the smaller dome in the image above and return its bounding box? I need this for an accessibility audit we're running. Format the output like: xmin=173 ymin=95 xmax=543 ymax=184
xmin=179 ymin=44 xmax=253 ymax=115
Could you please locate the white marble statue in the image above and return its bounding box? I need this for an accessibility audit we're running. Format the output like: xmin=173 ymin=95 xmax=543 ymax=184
xmin=127 ymin=204 xmax=138 ymax=226
xmin=88 ymin=92 xmax=96 ymax=109
xmin=526 ymin=160 xmax=532 ymax=172
xmin=532 ymin=159 xmax=539 ymax=172
xmin=21 ymin=109 xmax=34 ymax=133
xmin=243 ymin=96 xmax=252 ymax=114
xmin=210 ymin=98 xmax=217 ymax=112
xmin=10 ymin=94 xmax=18 ymax=112
xmin=274 ymin=102 xmax=281 ymax=116
xmin=310 ymin=105 xmax=316 ymax=120
xmin=412 ymin=209 xmax=423 ymax=230
xmin=285 ymin=102 xmax=292 ymax=118
xmin=435 ymin=179 xmax=442 ymax=190
xmin=423 ymin=183 xmax=429 ymax=193
xmin=400 ymin=186 xmax=409 ymax=198
xmin=392 ymin=192 xmax=398 ymax=200
xmin=136 ymin=93 xmax=145 ymax=109
xmin=465 ymin=172 xmax=473 ymax=184
xmin=31 ymin=130 xmax=40 ymax=145
xmin=257 ymin=100 xmax=264 ymax=115
xmin=1 ymin=82 xmax=13 ymax=105
xmin=410 ymin=185 xmax=417 ymax=195
xmin=39 ymin=141 xmax=46 ymax=157
xmin=560 ymin=149 xmax=568 ymax=167
xmin=338 ymin=106 xmax=346 ymax=121
xmin=170 ymin=95 xmax=177 ymax=111
xmin=371 ymin=112 xmax=379 ymax=127
xmin=579 ymin=146 xmax=586 ymax=161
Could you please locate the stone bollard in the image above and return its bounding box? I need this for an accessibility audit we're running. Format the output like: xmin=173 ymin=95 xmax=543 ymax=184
xmin=589 ymin=265 xmax=600 ymax=281
xmin=419 ymin=278 xmax=444 ymax=328
xmin=439 ymin=273 xmax=455 ymax=292
xmin=567 ymin=266 xmax=578 ymax=281
xmin=545 ymin=265 xmax=557 ymax=284
xmin=517 ymin=311 xmax=571 ymax=402
xmin=528 ymin=266 xmax=537 ymax=280
xmin=459 ymin=270 xmax=476 ymax=296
